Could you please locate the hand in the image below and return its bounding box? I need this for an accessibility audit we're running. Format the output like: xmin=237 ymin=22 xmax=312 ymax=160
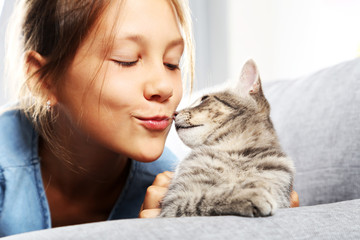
xmin=290 ymin=190 xmax=299 ymax=207
xmin=139 ymin=171 xmax=173 ymax=218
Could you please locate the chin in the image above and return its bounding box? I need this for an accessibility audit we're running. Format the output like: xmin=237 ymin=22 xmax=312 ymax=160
xmin=132 ymin=143 xmax=165 ymax=163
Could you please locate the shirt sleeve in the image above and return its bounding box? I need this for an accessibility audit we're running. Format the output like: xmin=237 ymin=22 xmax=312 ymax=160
xmin=0 ymin=169 xmax=4 ymax=215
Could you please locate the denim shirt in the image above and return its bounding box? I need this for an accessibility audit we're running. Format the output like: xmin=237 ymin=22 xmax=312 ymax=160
xmin=0 ymin=108 xmax=179 ymax=237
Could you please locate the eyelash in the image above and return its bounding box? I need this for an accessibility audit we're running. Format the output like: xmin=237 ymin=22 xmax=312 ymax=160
xmin=113 ymin=60 xmax=179 ymax=71
xmin=164 ymin=63 xmax=180 ymax=71
xmin=114 ymin=60 xmax=138 ymax=67
xmin=201 ymin=95 xmax=209 ymax=101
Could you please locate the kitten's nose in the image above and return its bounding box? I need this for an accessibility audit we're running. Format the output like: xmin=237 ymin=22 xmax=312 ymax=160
xmin=172 ymin=112 xmax=178 ymax=119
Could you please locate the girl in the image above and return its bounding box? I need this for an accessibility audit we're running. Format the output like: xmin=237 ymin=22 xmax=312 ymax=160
xmin=0 ymin=0 xmax=194 ymax=236
xmin=0 ymin=0 xmax=298 ymax=237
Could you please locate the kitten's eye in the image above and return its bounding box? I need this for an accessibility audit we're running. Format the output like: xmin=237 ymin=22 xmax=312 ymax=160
xmin=201 ymin=95 xmax=209 ymax=101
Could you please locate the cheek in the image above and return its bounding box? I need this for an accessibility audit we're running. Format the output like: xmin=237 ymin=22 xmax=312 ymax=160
xmin=56 ymin=63 xmax=139 ymax=138
xmin=82 ymin=72 xmax=140 ymax=132
xmin=100 ymin=76 xmax=140 ymax=109
xmin=57 ymin=57 xmax=107 ymax=114
xmin=172 ymin=74 xmax=183 ymax=107
xmin=190 ymin=110 xmax=212 ymax=125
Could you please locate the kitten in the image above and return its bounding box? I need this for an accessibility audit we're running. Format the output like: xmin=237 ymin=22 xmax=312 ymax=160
xmin=160 ymin=60 xmax=295 ymax=218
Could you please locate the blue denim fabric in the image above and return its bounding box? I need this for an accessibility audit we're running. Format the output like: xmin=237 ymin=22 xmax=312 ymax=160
xmin=0 ymin=108 xmax=179 ymax=237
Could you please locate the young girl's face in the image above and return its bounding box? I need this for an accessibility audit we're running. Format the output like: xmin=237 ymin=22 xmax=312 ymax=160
xmin=55 ymin=0 xmax=184 ymax=162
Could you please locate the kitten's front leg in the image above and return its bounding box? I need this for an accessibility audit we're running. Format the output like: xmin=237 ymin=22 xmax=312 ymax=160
xmin=159 ymin=184 xmax=204 ymax=217
xmin=160 ymin=184 xmax=278 ymax=217
xmin=215 ymin=187 xmax=278 ymax=217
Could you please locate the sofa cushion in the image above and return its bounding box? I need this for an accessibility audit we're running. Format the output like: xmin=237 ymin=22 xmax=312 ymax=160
xmin=263 ymin=58 xmax=360 ymax=206
xmin=3 ymin=199 xmax=360 ymax=239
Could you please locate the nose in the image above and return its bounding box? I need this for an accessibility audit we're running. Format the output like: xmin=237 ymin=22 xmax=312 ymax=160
xmin=144 ymin=64 xmax=174 ymax=103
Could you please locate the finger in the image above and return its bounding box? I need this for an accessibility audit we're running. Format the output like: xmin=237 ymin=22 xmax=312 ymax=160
xmin=163 ymin=171 xmax=174 ymax=178
xmin=290 ymin=190 xmax=299 ymax=208
xmin=143 ymin=185 xmax=168 ymax=210
xmin=139 ymin=209 xmax=161 ymax=218
xmin=152 ymin=171 xmax=174 ymax=187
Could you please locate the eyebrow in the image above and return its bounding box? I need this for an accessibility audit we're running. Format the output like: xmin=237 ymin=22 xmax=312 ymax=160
xmin=166 ymin=38 xmax=185 ymax=50
xmin=115 ymin=34 xmax=184 ymax=49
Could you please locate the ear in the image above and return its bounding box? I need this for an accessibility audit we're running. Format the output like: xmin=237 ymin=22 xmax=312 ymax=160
xmin=236 ymin=59 xmax=261 ymax=96
xmin=25 ymin=51 xmax=46 ymax=77
xmin=25 ymin=51 xmax=58 ymax=106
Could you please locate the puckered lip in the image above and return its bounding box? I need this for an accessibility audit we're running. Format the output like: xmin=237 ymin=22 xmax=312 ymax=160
xmin=134 ymin=115 xmax=174 ymax=131
xmin=135 ymin=115 xmax=172 ymax=121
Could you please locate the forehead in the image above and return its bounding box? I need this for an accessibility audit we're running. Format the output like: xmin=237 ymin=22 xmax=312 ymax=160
xmin=210 ymin=91 xmax=238 ymax=102
xmin=87 ymin=0 xmax=183 ymax=47
xmin=209 ymin=91 xmax=255 ymax=109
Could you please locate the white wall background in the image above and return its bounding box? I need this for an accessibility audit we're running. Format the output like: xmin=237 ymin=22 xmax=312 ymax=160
xmin=226 ymin=0 xmax=360 ymax=82
xmin=0 ymin=0 xmax=9 ymax=105
xmin=0 ymin=0 xmax=11 ymax=105
xmin=190 ymin=0 xmax=360 ymax=90
xmin=0 ymin=1 xmax=4 ymax=16
xmin=1 ymin=0 xmax=360 ymax=105
xmin=189 ymin=0 xmax=229 ymax=91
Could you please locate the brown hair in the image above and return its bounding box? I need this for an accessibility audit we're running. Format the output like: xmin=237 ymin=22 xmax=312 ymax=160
xmin=6 ymin=0 xmax=194 ymax=165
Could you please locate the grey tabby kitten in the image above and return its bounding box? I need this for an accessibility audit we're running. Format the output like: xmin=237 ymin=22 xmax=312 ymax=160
xmin=160 ymin=60 xmax=295 ymax=218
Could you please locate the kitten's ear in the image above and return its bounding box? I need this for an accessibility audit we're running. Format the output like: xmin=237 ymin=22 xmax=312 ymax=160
xmin=236 ymin=59 xmax=261 ymax=96
xmin=236 ymin=59 xmax=270 ymax=114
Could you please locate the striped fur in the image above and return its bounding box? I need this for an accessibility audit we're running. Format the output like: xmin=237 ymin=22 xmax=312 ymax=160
xmin=160 ymin=60 xmax=295 ymax=218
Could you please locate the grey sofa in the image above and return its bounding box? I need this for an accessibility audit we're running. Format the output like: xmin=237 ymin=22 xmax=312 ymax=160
xmin=3 ymin=58 xmax=360 ymax=239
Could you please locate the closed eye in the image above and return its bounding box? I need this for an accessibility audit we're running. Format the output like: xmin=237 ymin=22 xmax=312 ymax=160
xmin=201 ymin=95 xmax=209 ymax=101
xmin=165 ymin=63 xmax=180 ymax=71
xmin=213 ymin=96 xmax=237 ymax=110
xmin=113 ymin=60 xmax=139 ymax=67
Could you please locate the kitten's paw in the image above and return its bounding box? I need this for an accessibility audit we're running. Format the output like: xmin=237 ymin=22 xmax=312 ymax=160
xmin=159 ymin=200 xmax=183 ymax=218
xmin=233 ymin=190 xmax=277 ymax=217
xmin=242 ymin=198 xmax=275 ymax=217
xmin=158 ymin=210 xmax=173 ymax=218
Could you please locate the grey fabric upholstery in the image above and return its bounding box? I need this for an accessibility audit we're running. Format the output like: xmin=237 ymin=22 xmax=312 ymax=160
xmin=263 ymin=58 xmax=360 ymax=206
xmin=3 ymin=58 xmax=360 ymax=239
xmin=3 ymin=200 xmax=360 ymax=240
